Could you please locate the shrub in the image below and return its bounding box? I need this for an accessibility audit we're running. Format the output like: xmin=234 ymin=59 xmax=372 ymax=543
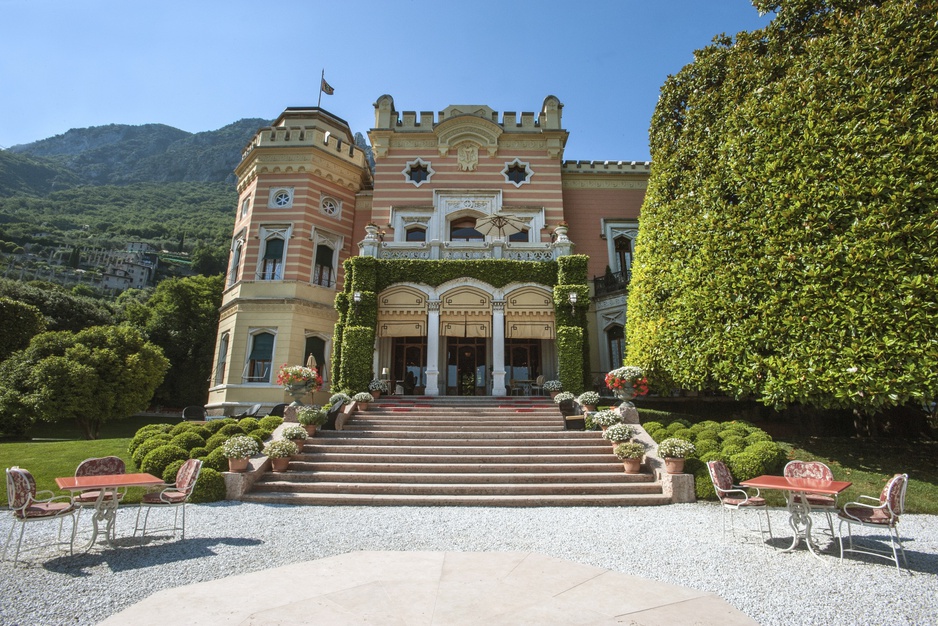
xmin=129 ymin=426 xmax=171 ymax=456
xmin=745 ymin=431 xmax=772 ymax=446
xmin=170 ymin=431 xmax=206 ymax=451
xmin=728 ymin=450 xmax=772 ymax=482
xmin=203 ymin=447 xmax=228 ymax=472
xmin=205 ymin=433 xmax=228 ymax=451
xmin=694 ymin=439 xmax=720 ymax=456
xmin=668 ymin=419 xmax=692 ymax=431
xmin=745 ymin=441 xmax=787 ymax=474
xmin=696 ymin=428 xmax=720 ymax=441
xmin=249 ymin=428 xmax=273 ymax=441
xmin=719 ymin=425 xmax=750 ymax=439
xmin=238 ymin=417 xmax=260 ymax=432
xmin=163 ymin=459 xmax=186 ymax=483
xmin=258 ymin=415 xmax=283 ymax=431
xmin=721 ymin=443 xmax=745 ymax=457
xmin=698 ymin=420 xmax=720 ymax=430
xmin=695 ymin=470 xmax=717 ymax=500
xmin=190 ymin=467 xmax=226 ymax=503
xmin=216 ymin=424 xmax=246 ymax=437
xmin=189 ymin=446 xmax=208 ymax=459
xmin=170 ymin=422 xmax=196 ymax=437
xmin=641 ymin=421 xmax=665 ymax=432
xmin=132 ymin=435 xmax=173 ymax=467
xmin=671 ymin=427 xmax=695 ymax=441
xmin=249 ymin=433 xmax=264 ymax=450
xmin=141 ymin=445 xmax=189 ymax=478
xmin=205 ymin=419 xmax=234 ymax=433
xmin=699 ymin=451 xmax=729 ymax=465
xmin=647 ymin=428 xmax=669 ymax=443
xmin=721 ymin=435 xmax=746 ymax=450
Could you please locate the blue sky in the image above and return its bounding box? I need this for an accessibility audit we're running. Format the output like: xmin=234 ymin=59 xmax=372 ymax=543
xmin=0 ymin=1 xmax=772 ymax=162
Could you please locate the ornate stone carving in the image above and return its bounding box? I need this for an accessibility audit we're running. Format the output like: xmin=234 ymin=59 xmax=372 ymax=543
xmin=457 ymin=143 xmax=479 ymax=171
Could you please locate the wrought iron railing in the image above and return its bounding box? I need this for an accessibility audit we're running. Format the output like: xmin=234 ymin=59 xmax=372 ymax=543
xmin=593 ymin=269 xmax=631 ymax=297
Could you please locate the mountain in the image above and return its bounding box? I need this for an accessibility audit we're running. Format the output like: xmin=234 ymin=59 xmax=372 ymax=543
xmin=5 ymin=118 xmax=269 ymax=191
xmin=0 ymin=150 xmax=82 ymax=196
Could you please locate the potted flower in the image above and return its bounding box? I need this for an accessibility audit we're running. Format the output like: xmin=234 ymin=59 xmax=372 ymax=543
xmin=221 ymin=435 xmax=260 ymax=472
xmin=542 ymin=380 xmax=562 ymax=398
xmin=281 ymin=424 xmax=308 ymax=450
xmin=263 ymin=439 xmax=298 ymax=472
xmin=297 ymin=405 xmax=327 ymax=436
xmin=352 ymin=391 xmax=374 ymax=410
xmin=576 ymin=391 xmax=601 ymax=412
xmin=276 ymin=364 xmax=323 ymax=405
xmin=604 ymin=366 xmax=649 ymax=402
xmin=553 ymin=391 xmax=575 ymax=405
xmin=591 ymin=409 xmax=621 ymax=430
xmin=602 ymin=423 xmax=636 ymax=447
xmin=368 ymin=379 xmax=388 ymax=398
xmin=614 ymin=442 xmax=646 ymax=474
xmin=656 ymin=438 xmax=696 ymax=474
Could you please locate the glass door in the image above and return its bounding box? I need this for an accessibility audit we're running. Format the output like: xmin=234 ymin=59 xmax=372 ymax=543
xmin=446 ymin=337 xmax=487 ymax=395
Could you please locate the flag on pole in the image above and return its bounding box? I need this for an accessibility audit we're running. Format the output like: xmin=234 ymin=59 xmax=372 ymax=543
xmin=321 ymin=77 xmax=335 ymax=95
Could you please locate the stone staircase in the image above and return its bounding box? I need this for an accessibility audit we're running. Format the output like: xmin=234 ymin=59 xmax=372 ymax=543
xmin=242 ymin=396 xmax=671 ymax=506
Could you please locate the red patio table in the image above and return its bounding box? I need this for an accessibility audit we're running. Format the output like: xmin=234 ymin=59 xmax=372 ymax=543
xmin=741 ymin=474 xmax=852 ymax=560
xmin=56 ymin=473 xmax=165 ymax=550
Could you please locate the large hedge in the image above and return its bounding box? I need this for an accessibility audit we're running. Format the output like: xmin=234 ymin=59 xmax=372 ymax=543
xmin=627 ymin=0 xmax=938 ymax=430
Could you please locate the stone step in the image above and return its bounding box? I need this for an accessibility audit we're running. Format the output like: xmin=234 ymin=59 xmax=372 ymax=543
xmin=240 ymin=492 xmax=673 ymax=507
xmin=308 ymin=431 xmax=603 ymax=442
xmin=249 ymin=480 xmax=663 ymax=497
xmin=296 ymin=443 xmax=611 ymax=455
xmin=253 ymin=471 xmax=653 ymax=485
xmin=285 ymin=460 xmax=626 ymax=474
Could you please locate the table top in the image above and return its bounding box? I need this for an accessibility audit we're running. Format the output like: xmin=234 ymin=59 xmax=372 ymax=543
xmin=56 ymin=473 xmax=165 ymax=491
xmin=741 ymin=474 xmax=852 ymax=495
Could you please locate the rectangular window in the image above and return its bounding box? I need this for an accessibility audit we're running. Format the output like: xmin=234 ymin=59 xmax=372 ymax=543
xmin=260 ymin=238 xmax=284 ymax=280
xmin=247 ymin=332 xmax=274 ymax=382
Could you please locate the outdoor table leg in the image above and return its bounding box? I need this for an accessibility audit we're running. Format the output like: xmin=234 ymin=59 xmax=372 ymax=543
xmin=783 ymin=490 xmax=825 ymax=562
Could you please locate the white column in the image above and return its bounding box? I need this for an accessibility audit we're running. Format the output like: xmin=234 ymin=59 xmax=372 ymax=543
xmin=491 ymin=300 xmax=507 ymax=396
xmin=425 ymin=300 xmax=441 ymax=395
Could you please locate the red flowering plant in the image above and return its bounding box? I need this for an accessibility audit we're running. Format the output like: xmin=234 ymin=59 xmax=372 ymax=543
xmin=605 ymin=366 xmax=649 ymax=400
xmin=276 ymin=364 xmax=322 ymax=390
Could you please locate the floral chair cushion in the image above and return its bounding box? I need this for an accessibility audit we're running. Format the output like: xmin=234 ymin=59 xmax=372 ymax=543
xmin=6 ymin=467 xmax=36 ymax=510
xmin=175 ymin=459 xmax=202 ymax=494
xmin=76 ymin=456 xmax=125 ymax=477
xmin=784 ymin=461 xmax=833 ymax=482
xmin=707 ymin=460 xmax=734 ymax=493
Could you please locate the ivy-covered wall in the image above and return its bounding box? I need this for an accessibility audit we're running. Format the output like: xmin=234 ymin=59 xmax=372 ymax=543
xmin=334 ymin=255 xmax=591 ymax=394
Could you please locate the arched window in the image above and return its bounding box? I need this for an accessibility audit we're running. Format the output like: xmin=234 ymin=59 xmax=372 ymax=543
xmin=259 ymin=236 xmax=285 ymax=280
xmin=228 ymin=238 xmax=243 ymax=287
xmin=450 ymin=218 xmax=484 ymax=242
xmin=614 ymin=235 xmax=632 ymax=275
xmin=313 ymin=243 xmax=335 ymax=287
xmin=214 ymin=333 xmax=229 ymax=385
xmin=607 ymin=325 xmax=625 ymax=370
xmin=246 ymin=331 xmax=275 ymax=383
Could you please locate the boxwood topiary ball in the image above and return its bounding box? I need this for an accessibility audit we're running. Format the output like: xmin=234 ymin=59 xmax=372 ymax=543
xmin=170 ymin=431 xmax=206 ymax=451
xmin=141 ymin=445 xmax=189 ymax=478
xmin=189 ymin=467 xmax=226 ymax=503
xmin=203 ymin=447 xmax=228 ymax=472
xmin=132 ymin=434 xmax=173 ymax=467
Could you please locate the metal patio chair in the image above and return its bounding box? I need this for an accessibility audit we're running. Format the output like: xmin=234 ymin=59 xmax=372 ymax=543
xmin=784 ymin=460 xmax=839 ymax=537
xmin=3 ymin=467 xmax=78 ymax=565
xmin=838 ymin=473 xmax=909 ymax=573
xmin=133 ymin=459 xmax=203 ymax=540
xmin=708 ymin=460 xmax=773 ymax=547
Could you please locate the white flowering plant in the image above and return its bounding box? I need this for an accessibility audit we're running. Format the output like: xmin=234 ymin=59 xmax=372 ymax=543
xmin=614 ymin=441 xmax=646 ymax=460
xmin=657 ymin=438 xmax=696 ymax=459
xmin=329 ymin=393 xmax=352 ymax=405
xmin=576 ymin=391 xmax=601 ymax=406
xmin=602 ymin=423 xmax=636 ymax=443
xmin=553 ymin=391 xmax=576 ymax=404
xmin=592 ymin=410 xmax=621 ymax=427
xmin=368 ymin=379 xmax=389 ymax=393
xmin=352 ymin=392 xmax=374 ymax=403
xmin=296 ymin=406 xmax=327 ymax=426
xmin=281 ymin=425 xmax=307 ymax=440
xmin=542 ymin=380 xmax=563 ymax=392
xmin=221 ymin=435 xmax=260 ymax=459
xmin=263 ymin=439 xmax=298 ymax=459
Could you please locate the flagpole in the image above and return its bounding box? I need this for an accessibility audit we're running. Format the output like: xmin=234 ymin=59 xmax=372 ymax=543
xmin=318 ymin=69 xmax=324 ymax=107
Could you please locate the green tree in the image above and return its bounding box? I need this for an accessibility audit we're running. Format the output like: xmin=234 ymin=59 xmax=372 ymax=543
xmin=627 ymin=0 xmax=938 ymax=434
xmin=0 ymin=297 xmax=46 ymax=357
xmin=190 ymin=243 xmax=228 ymax=276
xmin=136 ymin=274 xmax=224 ymax=406
xmin=0 ymin=325 xmax=169 ymax=439
xmin=0 ymin=278 xmax=116 ymax=331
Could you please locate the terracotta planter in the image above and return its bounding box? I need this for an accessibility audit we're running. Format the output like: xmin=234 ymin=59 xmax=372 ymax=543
xmin=664 ymin=458 xmax=685 ymax=474
xmin=358 ymin=402 xmax=370 ymax=411
xmin=290 ymin=438 xmax=306 ymax=452
xmin=622 ymin=458 xmax=642 ymax=474
xmin=371 ymin=391 xmax=381 ymax=399
xmin=303 ymin=424 xmax=318 ymax=436
xmin=549 ymin=391 xmax=559 ymax=400
xmin=270 ymin=457 xmax=290 ymax=472
xmin=583 ymin=404 xmax=596 ymax=413
xmin=228 ymin=457 xmax=249 ymax=472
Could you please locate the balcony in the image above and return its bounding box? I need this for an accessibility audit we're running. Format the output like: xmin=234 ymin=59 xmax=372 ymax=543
xmin=593 ymin=269 xmax=631 ymax=297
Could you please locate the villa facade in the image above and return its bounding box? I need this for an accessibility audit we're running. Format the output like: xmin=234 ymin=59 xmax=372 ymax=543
xmin=207 ymin=96 xmax=648 ymax=413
